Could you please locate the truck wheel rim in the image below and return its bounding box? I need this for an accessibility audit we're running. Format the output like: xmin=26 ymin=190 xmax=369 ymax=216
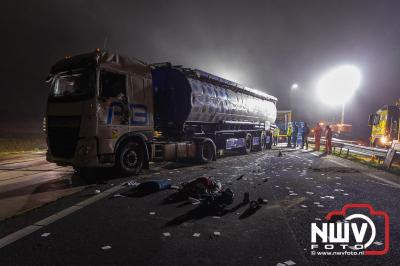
xmin=124 ymin=150 xmax=138 ymax=168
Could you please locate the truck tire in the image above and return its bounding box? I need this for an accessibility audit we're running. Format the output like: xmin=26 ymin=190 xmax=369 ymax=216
xmin=265 ymin=132 xmax=273 ymax=149
xmin=196 ymin=138 xmax=216 ymax=163
xmin=116 ymin=141 xmax=144 ymax=175
xmin=240 ymin=133 xmax=252 ymax=154
xmin=259 ymin=132 xmax=267 ymax=151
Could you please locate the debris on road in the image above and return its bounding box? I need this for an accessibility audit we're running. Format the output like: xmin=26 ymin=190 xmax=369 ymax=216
xmin=124 ymin=180 xmax=140 ymax=187
xmin=125 ymin=180 xmax=171 ymax=197
xmin=243 ymin=192 xmax=250 ymax=203
xmin=41 ymin=232 xmax=51 ymax=237
xmin=277 ymin=260 xmax=297 ymax=266
xmin=193 ymin=233 xmax=201 ymax=237
xmin=236 ymin=174 xmax=244 ymax=180
xmin=149 ymin=212 xmax=156 ymax=215
xmin=188 ymin=197 xmax=201 ymax=205
xmin=110 ymin=194 xmax=126 ymax=198
xmin=101 ymin=245 xmax=112 ymax=250
xmin=163 ymin=232 xmax=171 ymax=237
xmin=257 ymin=197 xmax=268 ymax=205
xmin=213 ymin=231 xmax=221 ymax=236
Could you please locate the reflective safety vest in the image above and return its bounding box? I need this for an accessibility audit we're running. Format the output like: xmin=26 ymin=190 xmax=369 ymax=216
xmin=287 ymin=126 xmax=293 ymax=136
xmin=273 ymin=127 xmax=280 ymax=136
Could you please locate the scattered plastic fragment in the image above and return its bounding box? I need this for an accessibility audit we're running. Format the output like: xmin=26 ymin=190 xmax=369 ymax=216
xmin=193 ymin=233 xmax=201 ymax=237
xmin=101 ymin=245 xmax=112 ymax=250
xmin=243 ymin=192 xmax=250 ymax=203
xmin=111 ymin=194 xmax=126 ymax=198
xmin=41 ymin=232 xmax=51 ymax=237
xmin=124 ymin=180 xmax=140 ymax=187
xmin=188 ymin=197 xmax=201 ymax=205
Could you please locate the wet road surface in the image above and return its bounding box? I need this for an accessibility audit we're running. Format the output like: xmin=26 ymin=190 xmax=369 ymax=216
xmin=0 ymin=148 xmax=399 ymax=265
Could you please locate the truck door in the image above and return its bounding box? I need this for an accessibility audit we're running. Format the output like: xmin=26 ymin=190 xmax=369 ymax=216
xmin=97 ymin=70 xmax=129 ymax=155
xmin=128 ymin=74 xmax=153 ymax=131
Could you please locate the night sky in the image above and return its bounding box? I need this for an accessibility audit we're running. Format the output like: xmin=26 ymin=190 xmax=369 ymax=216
xmin=1 ymin=1 xmax=400 ymax=139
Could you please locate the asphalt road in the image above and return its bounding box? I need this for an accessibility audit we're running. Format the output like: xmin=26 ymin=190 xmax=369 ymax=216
xmin=0 ymin=147 xmax=399 ymax=266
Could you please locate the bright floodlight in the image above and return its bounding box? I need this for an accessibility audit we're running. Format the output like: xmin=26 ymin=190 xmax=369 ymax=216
xmin=291 ymin=83 xmax=299 ymax=90
xmin=317 ymin=65 xmax=361 ymax=106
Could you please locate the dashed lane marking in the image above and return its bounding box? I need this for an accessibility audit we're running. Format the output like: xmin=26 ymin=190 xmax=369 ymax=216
xmin=0 ymin=183 xmax=124 ymax=249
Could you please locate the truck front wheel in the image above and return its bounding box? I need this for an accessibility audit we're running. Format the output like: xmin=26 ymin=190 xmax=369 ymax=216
xmin=116 ymin=141 xmax=144 ymax=175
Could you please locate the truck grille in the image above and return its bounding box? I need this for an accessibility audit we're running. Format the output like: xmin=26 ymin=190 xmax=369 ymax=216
xmin=47 ymin=116 xmax=81 ymax=158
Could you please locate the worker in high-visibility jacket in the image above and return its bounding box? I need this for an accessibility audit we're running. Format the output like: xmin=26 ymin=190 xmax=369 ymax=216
xmin=314 ymin=123 xmax=322 ymax=151
xmin=273 ymin=127 xmax=280 ymax=146
xmin=325 ymin=125 xmax=333 ymax=154
xmin=286 ymin=124 xmax=293 ymax=147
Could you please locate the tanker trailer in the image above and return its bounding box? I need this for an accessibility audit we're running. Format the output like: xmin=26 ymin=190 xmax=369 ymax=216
xmin=45 ymin=50 xmax=277 ymax=175
xmin=150 ymin=64 xmax=277 ymax=162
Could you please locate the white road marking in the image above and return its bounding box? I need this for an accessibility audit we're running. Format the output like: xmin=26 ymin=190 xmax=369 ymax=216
xmin=328 ymin=159 xmax=400 ymax=189
xmin=0 ymin=183 xmax=124 ymax=249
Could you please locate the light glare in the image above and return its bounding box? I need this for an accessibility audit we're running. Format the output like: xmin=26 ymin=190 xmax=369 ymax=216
xmin=317 ymin=65 xmax=361 ymax=106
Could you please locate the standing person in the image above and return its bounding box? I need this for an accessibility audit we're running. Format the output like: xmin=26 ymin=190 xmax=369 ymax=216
xmin=273 ymin=126 xmax=280 ymax=146
xmin=325 ymin=125 xmax=332 ymax=154
xmin=292 ymin=123 xmax=299 ymax=148
xmin=301 ymin=122 xmax=310 ymax=149
xmin=314 ymin=123 xmax=322 ymax=151
xmin=286 ymin=124 xmax=292 ymax=147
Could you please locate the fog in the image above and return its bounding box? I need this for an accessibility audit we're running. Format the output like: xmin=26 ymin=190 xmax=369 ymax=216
xmin=1 ymin=0 xmax=400 ymax=139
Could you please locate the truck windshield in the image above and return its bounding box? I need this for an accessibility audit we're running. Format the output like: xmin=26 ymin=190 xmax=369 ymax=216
xmin=49 ymin=69 xmax=95 ymax=101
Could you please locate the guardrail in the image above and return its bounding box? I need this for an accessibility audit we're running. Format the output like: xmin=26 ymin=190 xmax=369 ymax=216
xmin=307 ymin=137 xmax=399 ymax=169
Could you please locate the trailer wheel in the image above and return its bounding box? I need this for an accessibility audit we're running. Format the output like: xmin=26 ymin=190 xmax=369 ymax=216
xmin=240 ymin=133 xmax=252 ymax=154
xmin=116 ymin=141 xmax=144 ymax=175
xmin=196 ymin=138 xmax=216 ymax=163
xmin=265 ymin=132 xmax=273 ymax=150
xmin=260 ymin=132 xmax=267 ymax=151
